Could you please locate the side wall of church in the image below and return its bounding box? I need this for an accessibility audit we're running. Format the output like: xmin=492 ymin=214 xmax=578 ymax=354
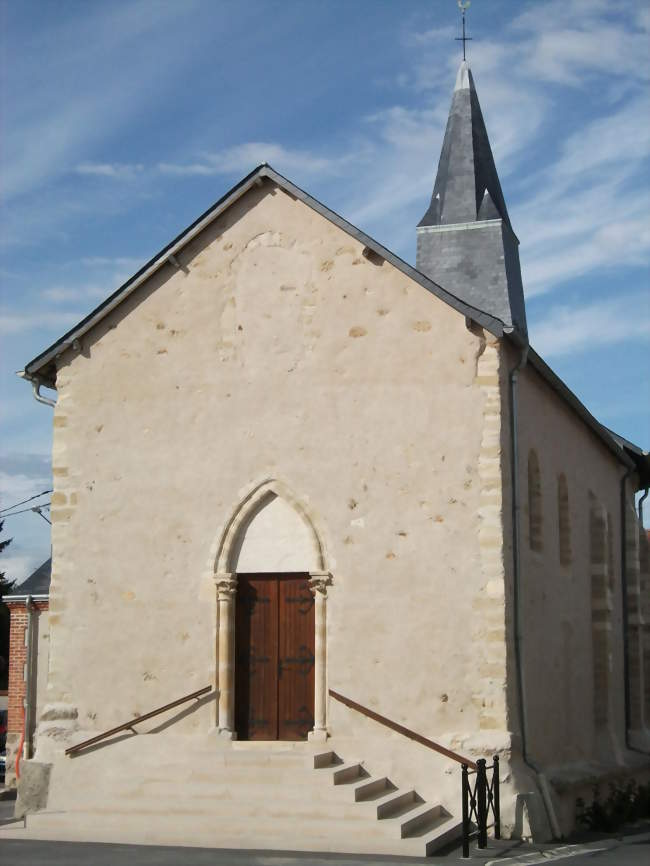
xmin=510 ymin=349 xmax=639 ymax=777
xmin=37 ymin=181 xmax=511 ymax=808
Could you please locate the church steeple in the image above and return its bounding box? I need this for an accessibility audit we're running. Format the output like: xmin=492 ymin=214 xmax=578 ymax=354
xmin=416 ymin=61 xmax=527 ymax=337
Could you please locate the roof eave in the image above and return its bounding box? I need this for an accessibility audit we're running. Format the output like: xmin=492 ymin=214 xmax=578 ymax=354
xmin=604 ymin=427 xmax=650 ymax=488
xmin=23 ymin=164 xmax=269 ymax=384
xmin=507 ymin=337 xmax=638 ymax=474
xmin=2 ymin=594 xmax=49 ymax=603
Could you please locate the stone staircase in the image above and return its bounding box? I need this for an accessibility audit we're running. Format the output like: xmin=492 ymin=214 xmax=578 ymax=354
xmin=314 ymin=749 xmax=461 ymax=855
xmin=4 ymin=738 xmax=462 ymax=857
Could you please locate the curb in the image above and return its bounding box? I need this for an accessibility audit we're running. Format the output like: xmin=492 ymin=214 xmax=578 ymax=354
xmin=485 ymin=831 xmax=650 ymax=866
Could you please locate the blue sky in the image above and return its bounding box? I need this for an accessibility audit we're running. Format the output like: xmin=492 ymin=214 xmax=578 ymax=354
xmin=1 ymin=0 xmax=649 ymax=583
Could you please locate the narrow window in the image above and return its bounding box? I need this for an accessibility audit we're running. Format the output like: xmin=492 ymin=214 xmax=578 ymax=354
xmin=625 ymin=510 xmax=643 ymax=731
xmin=558 ymin=474 xmax=571 ymax=566
xmin=607 ymin=513 xmax=615 ymax=591
xmin=639 ymin=528 xmax=650 ymax=728
xmin=528 ymin=450 xmax=543 ymax=552
xmin=590 ymin=495 xmax=611 ymax=729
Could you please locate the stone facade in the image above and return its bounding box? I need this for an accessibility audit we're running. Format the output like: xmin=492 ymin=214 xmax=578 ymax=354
xmin=15 ymin=180 xmax=647 ymax=849
xmin=22 ymin=183 xmax=518 ymax=823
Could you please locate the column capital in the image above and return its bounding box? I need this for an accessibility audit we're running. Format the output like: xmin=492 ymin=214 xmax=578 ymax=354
xmin=214 ymin=572 xmax=237 ymax=600
xmin=308 ymin=571 xmax=332 ymax=596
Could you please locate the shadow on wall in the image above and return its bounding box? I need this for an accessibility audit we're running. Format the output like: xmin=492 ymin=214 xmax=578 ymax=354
xmin=67 ymin=691 xmax=217 ymax=759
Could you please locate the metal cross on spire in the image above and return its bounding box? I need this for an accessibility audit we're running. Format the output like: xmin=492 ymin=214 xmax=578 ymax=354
xmin=455 ymin=0 xmax=472 ymax=61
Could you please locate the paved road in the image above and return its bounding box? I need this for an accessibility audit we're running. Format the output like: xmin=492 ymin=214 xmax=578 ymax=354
xmin=0 ymin=838 xmax=649 ymax=866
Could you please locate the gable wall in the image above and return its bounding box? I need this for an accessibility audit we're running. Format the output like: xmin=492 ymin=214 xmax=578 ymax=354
xmin=41 ymin=183 xmax=511 ymax=801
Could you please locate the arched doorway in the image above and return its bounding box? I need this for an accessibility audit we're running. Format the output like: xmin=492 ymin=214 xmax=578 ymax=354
xmin=213 ymin=481 xmax=331 ymax=742
xmin=235 ymin=572 xmax=314 ymax=740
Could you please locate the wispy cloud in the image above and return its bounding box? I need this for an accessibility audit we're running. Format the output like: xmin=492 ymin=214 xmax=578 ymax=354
xmin=158 ymin=142 xmax=357 ymax=179
xmin=513 ymin=0 xmax=650 ymax=86
xmin=530 ymin=294 xmax=650 ymax=358
xmin=1 ymin=555 xmax=46 ymax=586
xmin=0 ymin=470 xmax=51 ymax=511
xmin=40 ymin=285 xmax=106 ymax=304
xmin=516 ymin=92 xmax=650 ymax=295
xmin=76 ymin=162 xmax=144 ymax=179
xmin=1 ymin=0 xmax=203 ymax=202
xmin=0 ymin=459 xmax=53 ymax=584
xmin=80 ymin=256 xmax=143 ymax=269
xmin=0 ymin=310 xmax=82 ymax=335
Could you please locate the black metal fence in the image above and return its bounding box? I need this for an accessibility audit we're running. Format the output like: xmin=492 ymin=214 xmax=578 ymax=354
xmin=461 ymin=756 xmax=500 ymax=857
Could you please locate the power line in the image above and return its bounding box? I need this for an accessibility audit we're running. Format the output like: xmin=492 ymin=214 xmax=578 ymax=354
xmin=0 ymin=489 xmax=52 ymax=516
xmin=1 ymin=503 xmax=51 ymax=518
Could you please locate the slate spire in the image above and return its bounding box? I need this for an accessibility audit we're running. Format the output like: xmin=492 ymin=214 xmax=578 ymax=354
xmin=416 ymin=61 xmax=527 ymax=337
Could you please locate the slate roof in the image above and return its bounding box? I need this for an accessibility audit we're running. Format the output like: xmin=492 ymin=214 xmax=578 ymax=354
xmin=3 ymin=558 xmax=51 ymax=600
xmin=416 ymin=60 xmax=527 ymax=337
xmin=418 ymin=62 xmax=511 ymax=231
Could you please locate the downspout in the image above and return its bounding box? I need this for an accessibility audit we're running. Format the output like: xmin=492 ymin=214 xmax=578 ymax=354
xmin=30 ymin=377 xmax=56 ymax=408
xmin=509 ymin=340 xmax=562 ymax=839
xmin=621 ymin=472 xmax=649 ymax=754
xmin=639 ymin=488 xmax=649 ymax=526
xmin=16 ymin=372 xmax=56 ymax=408
xmin=23 ymin=595 xmax=36 ymax=760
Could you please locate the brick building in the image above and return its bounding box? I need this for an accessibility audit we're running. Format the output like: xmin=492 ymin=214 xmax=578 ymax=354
xmin=3 ymin=559 xmax=51 ymax=788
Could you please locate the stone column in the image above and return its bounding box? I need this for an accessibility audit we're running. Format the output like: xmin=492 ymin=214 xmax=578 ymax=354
xmin=215 ymin=573 xmax=237 ymax=738
xmin=308 ymin=571 xmax=332 ymax=742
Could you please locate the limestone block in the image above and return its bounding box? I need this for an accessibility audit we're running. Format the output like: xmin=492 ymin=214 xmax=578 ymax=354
xmin=15 ymin=761 xmax=52 ymax=818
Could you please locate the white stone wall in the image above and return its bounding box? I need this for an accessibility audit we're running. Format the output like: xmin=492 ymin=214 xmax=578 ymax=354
xmin=514 ymin=353 xmax=635 ymax=770
xmin=39 ymin=182 xmax=509 ymax=811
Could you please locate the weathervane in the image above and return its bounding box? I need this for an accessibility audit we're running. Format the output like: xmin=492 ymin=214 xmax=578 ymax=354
xmin=456 ymin=0 xmax=472 ymax=61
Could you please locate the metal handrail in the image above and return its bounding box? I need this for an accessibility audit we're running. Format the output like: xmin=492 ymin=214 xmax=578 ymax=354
xmin=462 ymin=756 xmax=500 ymax=857
xmin=65 ymin=685 xmax=212 ymax=756
xmin=328 ymin=688 xmax=477 ymax=769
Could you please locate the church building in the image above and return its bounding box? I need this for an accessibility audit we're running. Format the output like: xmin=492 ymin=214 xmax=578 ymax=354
xmin=5 ymin=60 xmax=650 ymax=857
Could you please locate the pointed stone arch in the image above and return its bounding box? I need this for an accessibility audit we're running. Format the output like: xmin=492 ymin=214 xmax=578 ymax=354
xmin=214 ymin=479 xmax=328 ymax=575
xmin=213 ymin=479 xmax=332 ymax=741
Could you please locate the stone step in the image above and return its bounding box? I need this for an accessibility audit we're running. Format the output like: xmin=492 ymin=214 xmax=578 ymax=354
xmin=312 ymin=750 xmax=340 ymax=768
xmin=48 ymin=789 xmax=416 ymax=822
xmin=19 ymin=808 xmax=457 ymax=857
xmin=63 ymin=765 xmax=337 ymax=787
xmin=51 ymin=782 xmax=350 ymax=813
xmin=28 ymin=808 xmax=403 ymax=839
xmin=68 ymin=748 xmax=317 ymax=770
xmin=376 ymin=788 xmax=421 ymax=819
xmin=331 ymin=761 xmax=367 ymax=785
xmin=352 ymin=775 xmax=396 ymax=802
xmin=400 ymin=802 xmax=447 ymax=838
xmin=26 ymin=743 xmax=464 ymax=858
xmin=117 ymin=777 xmax=353 ymax=801
xmin=423 ymin=817 xmax=465 ymax=856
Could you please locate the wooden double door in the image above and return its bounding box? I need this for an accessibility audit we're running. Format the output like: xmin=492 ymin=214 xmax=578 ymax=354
xmin=235 ymin=573 xmax=315 ymax=740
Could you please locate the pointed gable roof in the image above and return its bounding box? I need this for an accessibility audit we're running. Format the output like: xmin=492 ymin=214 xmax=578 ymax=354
xmin=418 ymin=61 xmax=511 ymax=230
xmin=18 ymin=164 xmax=641 ymax=477
xmin=416 ymin=60 xmax=527 ymax=338
xmin=21 ymin=163 xmax=509 ymax=387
